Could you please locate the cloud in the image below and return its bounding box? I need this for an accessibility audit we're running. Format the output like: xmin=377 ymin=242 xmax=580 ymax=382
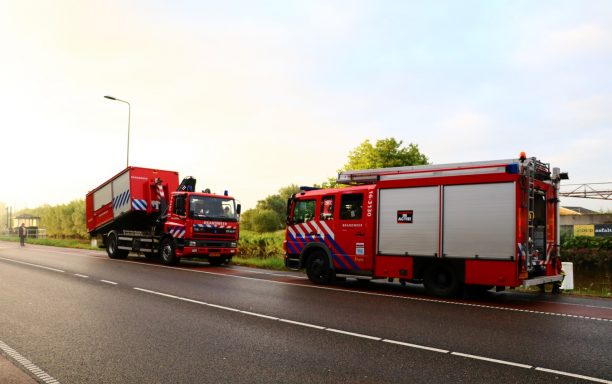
xmin=554 ymin=94 xmax=612 ymax=126
xmin=515 ymin=23 xmax=612 ymax=68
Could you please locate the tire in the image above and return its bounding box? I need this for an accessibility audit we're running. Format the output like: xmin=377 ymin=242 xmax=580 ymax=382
xmin=160 ymin=237 xmax=179 ymax=265
xmin=106 ymin=232 xmax=128 ymax=259
xmin=306 ymin=251 xmax=335 ymax=284
xmin=423 ymin=262 xmax=461 ymax=297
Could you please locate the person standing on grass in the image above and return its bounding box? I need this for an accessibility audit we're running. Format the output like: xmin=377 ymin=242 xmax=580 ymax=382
xmin=18 ymin=223 xmax=26 ymax=246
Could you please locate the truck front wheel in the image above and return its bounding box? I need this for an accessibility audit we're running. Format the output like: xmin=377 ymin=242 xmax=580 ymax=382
xmin=160 ymin=238 xmax=179 ymax=266
xmin=106 ymin=232 xmax=128 ymax=259
xmin=306 ymin=251 xmax=335 ymax=284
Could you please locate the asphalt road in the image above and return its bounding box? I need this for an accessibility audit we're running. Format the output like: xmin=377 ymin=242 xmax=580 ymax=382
xmin=0 ymin=241 xmax=610 ymax=384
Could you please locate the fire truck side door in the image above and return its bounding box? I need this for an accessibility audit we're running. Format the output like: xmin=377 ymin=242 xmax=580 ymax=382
xmin=335 ymin=192 xmax=372 ymax=273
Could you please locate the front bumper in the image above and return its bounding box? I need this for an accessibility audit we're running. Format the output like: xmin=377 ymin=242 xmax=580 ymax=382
xmin=176 ymin=239 xmax=238 ymax=258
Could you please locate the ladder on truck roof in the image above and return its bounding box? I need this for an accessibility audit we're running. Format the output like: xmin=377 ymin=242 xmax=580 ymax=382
xmin=337 ymin=158 xmax=519 ymax=185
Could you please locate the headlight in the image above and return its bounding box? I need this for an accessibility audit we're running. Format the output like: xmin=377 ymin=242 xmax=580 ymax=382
xmin=189 ymin=241 xmax=197 ymax=247
xmin=230 ymin=242 xmax=237 ymax=248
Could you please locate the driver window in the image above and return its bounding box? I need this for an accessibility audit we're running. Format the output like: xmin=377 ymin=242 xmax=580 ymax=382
xmin=293 ymin=199 xmax=316 ymax=224
xmin=174 ymin=194 xmax=186 ymax=216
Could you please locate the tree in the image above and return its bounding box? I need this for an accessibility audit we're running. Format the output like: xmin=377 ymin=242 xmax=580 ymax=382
xmin=240 ymin=184 xmax=301 ymax=232
xmin=324 ymin=138 xmax=429 ymax=187
xmin=251 ymin=209 xmax=281 ymax=233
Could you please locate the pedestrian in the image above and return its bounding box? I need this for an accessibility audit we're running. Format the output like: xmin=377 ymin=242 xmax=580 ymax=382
xmin=18 ymin=223 xmax=26 ymax=246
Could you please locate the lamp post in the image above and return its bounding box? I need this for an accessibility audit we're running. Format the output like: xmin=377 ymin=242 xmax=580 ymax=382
xmin=104 ymin=95 xmax=131 ymax=168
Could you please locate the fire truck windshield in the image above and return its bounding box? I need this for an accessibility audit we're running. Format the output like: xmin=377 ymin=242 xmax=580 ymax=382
xmin=189 ymin=196 xmax=237 ymax=221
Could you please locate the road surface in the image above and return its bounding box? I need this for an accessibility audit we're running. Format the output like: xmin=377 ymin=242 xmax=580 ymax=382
xmin=0 ymin=241 xmax=610 ymax=383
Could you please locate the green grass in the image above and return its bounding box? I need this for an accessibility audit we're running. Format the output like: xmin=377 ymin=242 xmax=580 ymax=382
xmin=232 ymin=255 xmax=285 ymax=269
xmin=0 ymin=236 xmax=98 ymax=250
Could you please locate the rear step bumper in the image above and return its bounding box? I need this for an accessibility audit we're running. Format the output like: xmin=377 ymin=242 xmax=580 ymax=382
xmin=522 ymin=274 xmax=564 ymax=287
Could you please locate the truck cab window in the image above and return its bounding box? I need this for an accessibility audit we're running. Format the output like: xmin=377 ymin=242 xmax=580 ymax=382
xmin=174 ymin=194 xmax=186 ymax=216
xmin=293 ymin=199 xmax=316 ymax=224
xmin=320 ymin=196 xmax=335 ymax=221
xmin=340 ymin=194 xmax=363 ymax=220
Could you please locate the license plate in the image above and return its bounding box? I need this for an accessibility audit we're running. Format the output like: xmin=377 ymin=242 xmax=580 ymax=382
xmin=210 ymin=252 xmax=220 ymax=257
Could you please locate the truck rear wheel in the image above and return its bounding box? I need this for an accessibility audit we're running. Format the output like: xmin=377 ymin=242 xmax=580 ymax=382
xmin=106 ymin=232 xmax=128 ymax=259
xmin=160 ymin=237 xmax=179 ymax=265
xmin=306 ymin=251 xmax=335 ymax=284
xmin=423 ymin=262 xmax=461 ymax=297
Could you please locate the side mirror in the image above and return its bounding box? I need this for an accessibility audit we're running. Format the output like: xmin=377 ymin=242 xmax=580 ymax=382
xmin=236 ymin=204 xmax=241 ymax=215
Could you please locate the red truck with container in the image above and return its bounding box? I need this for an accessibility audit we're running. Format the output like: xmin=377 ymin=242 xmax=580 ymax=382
xmin=86 ymin=166 xmax=240 ymax=265
xmin=284 ymin=154 xmax=568 ymax=296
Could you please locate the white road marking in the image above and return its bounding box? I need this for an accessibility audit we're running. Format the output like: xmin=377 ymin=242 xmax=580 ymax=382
xmin=535 ymin=367 xmax=612 ymax=384
xmin=0 ymin=257 xmax=65 ymax=273
xmin=132 ymin=286 xmax=610 ymax=383
xmin=240 ymin=311 xmax=279 ymax=320
xmin=451 ymin=352 xmax=532 ymax=369
xmin=0 ymin=340 xmax=61 ymax=383
xmin=326 ymin=328 xmax=381 ymax=341
xmin=278 ymin=319 xmax=325 ymax=330
xmin=74 ymin=274 xmax=89 ymax=278
xmin=383 ymin=339 xmax=449 ymax=353
xmin=100 ymin=280 xmax=118 ymax=285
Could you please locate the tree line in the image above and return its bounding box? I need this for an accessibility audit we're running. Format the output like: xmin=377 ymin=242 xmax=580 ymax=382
xmin=6 ymin=138 xmax=428 ymax=236
xmin=19 ymin=200 xmax=89 ymax=238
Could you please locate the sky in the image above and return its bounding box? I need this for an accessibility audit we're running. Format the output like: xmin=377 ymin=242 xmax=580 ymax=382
xmin=0 ymin=0 xmax=611 ymax=213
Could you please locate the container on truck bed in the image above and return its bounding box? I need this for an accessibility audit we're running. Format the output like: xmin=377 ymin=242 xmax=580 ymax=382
xmin=86 ymin=166 xmax=240 ymax=265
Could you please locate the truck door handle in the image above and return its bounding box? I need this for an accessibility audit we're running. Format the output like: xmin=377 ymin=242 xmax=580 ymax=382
xmin=356 ymin=232 xmax=364 ymax=236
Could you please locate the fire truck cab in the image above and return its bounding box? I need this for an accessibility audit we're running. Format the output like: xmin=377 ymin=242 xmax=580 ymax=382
xmin=284 ymin=154 xmax=568 ymax=297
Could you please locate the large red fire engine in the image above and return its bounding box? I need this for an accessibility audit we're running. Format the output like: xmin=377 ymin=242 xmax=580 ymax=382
xmin=86 ymin=167 xmax=240 ymax=265
xmin=284 ymin=154 xmax=568 ymax=296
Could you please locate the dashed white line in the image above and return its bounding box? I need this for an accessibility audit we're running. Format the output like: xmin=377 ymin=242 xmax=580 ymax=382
xmin=279 ymin=319 xmax=325 ymax=330
xmin=0 ymin=340 xmax=61 ymax=384
xmin=383 ymin=339 xmax=449 ymax=353
xmin=451 ymin=352 xmax=532 ymax=369
xmin=535 ymin=367 xmax=612 ymax=384
xmin=74 ymin=274 xmax=89 ymax=278
xmin=100 ymin=280 xmax=118 ymax=285
xmin=326 ymin=328 xmax=381 ymax=341
xmin=132 ymin=287 xmax=611 ymax=383
xmin=240 ymin=311 xmax=279 ymax=320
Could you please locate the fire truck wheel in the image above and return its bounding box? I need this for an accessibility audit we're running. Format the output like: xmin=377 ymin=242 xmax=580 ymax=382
xmin=106 ymin=232 xmax=128 ymax=259
xmin=423 ymin=262 xmax=461 ymax=297
xmin=160 ymin=238 xmax=178 ymax=265
xmin=306 ymin=251 xmax=335 ymax=284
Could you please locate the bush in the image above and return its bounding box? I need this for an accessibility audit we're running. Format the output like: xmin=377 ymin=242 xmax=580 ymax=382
xmin=562 ymin=236 xmax=612 ymax=250
xmin=238 ymin=230 xmax=284 ymax=259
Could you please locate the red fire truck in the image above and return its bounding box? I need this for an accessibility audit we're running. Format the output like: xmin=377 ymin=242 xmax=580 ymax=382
xmin=284 ymin=154 xmax=568 ymax=296
xmin=86 ymin=167 xmax=240 ymax=265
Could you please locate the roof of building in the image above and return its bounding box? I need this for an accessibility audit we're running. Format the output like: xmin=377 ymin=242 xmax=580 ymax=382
xmin=560 ymin=206 xmax=599 ymax=215
xmin=15 ymin=214 xmax=41 ymax=219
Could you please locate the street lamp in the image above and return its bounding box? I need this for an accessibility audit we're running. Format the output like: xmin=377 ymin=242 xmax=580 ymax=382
xmin=104 ymin=95 xmax=131 ymax=168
